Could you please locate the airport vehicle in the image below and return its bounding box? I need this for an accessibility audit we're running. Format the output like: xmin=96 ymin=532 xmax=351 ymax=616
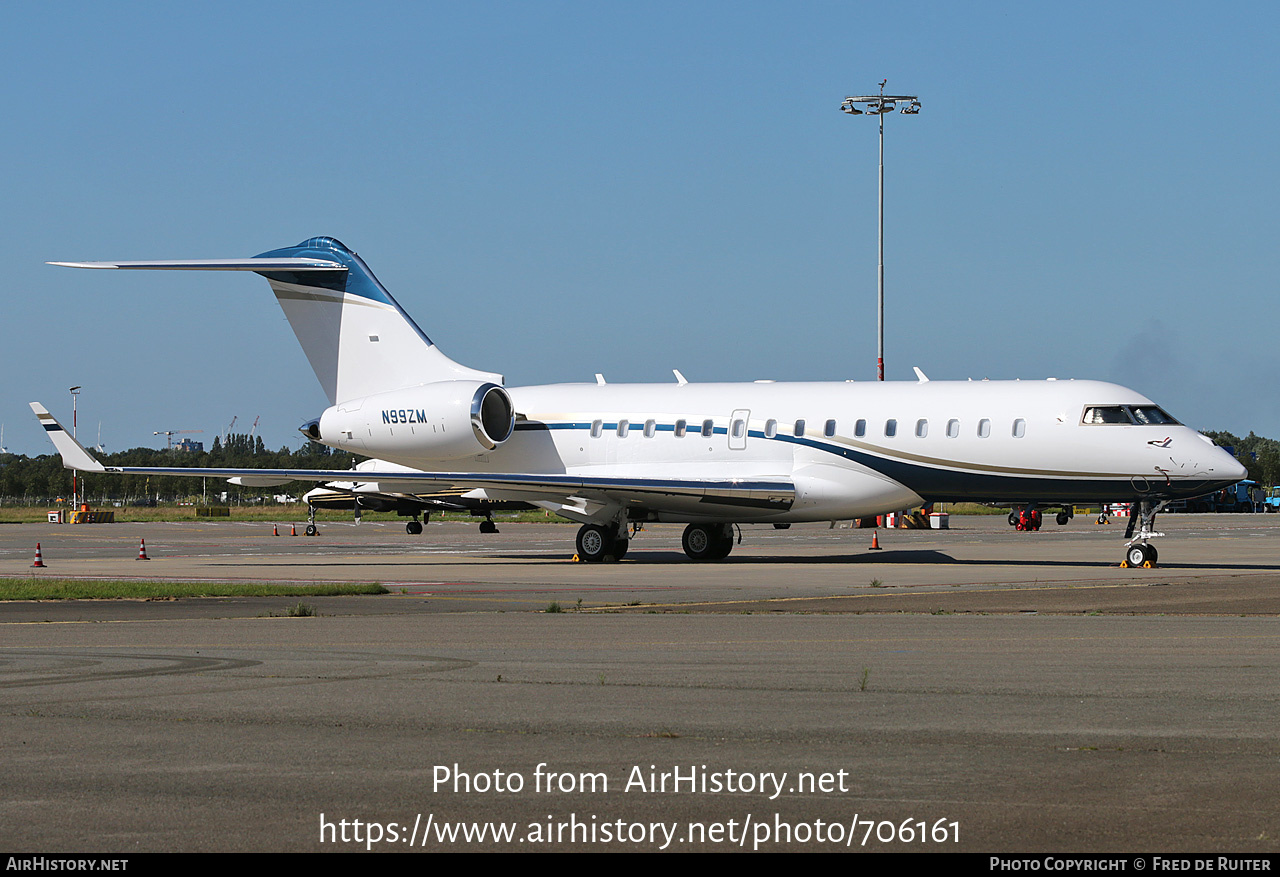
xmin=1167 ymin=480 xmax=1260 ymax=514
xmin=33 ymin=236 xmax=1246 ymax=565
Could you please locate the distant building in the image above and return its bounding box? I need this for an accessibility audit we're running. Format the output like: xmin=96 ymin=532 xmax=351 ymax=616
xmin=175 ymin=438 xmax=204 ymax=453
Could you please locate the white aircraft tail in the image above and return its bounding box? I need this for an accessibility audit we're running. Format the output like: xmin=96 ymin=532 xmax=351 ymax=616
xmin=51 ymin=236 xmax=501 ymax=405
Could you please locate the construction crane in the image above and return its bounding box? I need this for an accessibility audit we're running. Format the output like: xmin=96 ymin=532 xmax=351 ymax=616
xmin=154 ymin=429 xmax=203 ymax=450
xmin=249 ymin=415 xmax=260 ymax=438
xmin=224 ymin=415 xmax=237 ymax=443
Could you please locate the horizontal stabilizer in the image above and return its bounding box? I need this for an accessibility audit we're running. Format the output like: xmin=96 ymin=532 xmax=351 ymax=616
xmin=48 ymin=258 xmax=345 ymax=271
xmin=29 ymin=403 xmax=105 ymax=472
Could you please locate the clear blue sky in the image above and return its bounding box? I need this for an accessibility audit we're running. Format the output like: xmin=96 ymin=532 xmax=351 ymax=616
xmin=4 ymin=1 xmax=1277 ymax=456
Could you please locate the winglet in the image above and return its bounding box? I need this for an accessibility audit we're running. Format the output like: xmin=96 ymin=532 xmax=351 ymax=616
xmin=29 ymin=403 xmax=105 ymax=472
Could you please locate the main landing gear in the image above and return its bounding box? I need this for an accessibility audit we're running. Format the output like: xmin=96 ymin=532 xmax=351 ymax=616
xmin=304 ymin=503 xmax=318 ymax=537
xmin=572 ymin=521 xmax=736 ymax=562
xmin=405 ymin=513 xmax=427 ymax=536
xmin=1121 ymin=499 xmax=1167 ymax=568
xmin=574 ymin=523 xmax=628 ymax=562
xmin=681 ymin=523 xmax=735 ymax=561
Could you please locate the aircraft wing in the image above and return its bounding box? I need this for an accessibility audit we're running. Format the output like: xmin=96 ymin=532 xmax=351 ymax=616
xmin=30 ymin=403 xmax=794 ymax=514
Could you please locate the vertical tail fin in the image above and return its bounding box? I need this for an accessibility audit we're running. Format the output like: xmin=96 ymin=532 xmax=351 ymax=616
xmin=251 ymin=237 xmax=501 ymax=404
xmin=50 ymin=237 xmax=502 ymax=405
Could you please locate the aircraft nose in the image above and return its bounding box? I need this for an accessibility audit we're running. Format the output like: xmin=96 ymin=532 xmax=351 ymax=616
xmin=1224 ymin=454 xmax=1249 ymax=482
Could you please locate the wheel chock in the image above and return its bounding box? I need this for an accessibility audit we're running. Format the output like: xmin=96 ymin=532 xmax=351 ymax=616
xmin=571 ymin=553 xmax=581 ymax=563
xmin=1119 ymin=559 xmax=1130 ymax=569
xmin=1142 ymin=560 xmax=1155 ymax=569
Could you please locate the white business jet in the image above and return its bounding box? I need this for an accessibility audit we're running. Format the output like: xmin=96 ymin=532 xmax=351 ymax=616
xmin=34 ymin=237 xmax=1245 ymax=566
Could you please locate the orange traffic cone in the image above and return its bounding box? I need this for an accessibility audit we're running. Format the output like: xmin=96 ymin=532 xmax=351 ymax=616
xmin=273 ymin=524 xmax=279 ymax=536
xmin=869 ymin=531 xmax=882 ymax=550
xmin=290 ymin=524 xmax=297 ymax=536
xmin=137 ymin=538 xmax=150 ymax=561
xmin=32 ymin=543 xmax=46 ymax=568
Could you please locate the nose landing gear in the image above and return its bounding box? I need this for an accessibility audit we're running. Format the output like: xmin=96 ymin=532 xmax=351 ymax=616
xmin=1120 ymin=499 xmax=1168 ymax=568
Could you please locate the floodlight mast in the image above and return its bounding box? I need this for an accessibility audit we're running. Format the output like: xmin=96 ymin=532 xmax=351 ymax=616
xmin=841 ymin=81 xmax=921 ymax=381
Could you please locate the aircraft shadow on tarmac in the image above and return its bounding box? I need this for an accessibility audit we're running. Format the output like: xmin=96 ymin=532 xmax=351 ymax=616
xmin=200 ymin=551 xmax=1274 ymax=571
xmin=496 ymin=550 xmax=1276 ymax=570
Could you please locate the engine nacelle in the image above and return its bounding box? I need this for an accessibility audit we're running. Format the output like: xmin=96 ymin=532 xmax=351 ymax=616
xmin=304 ymin=381 xmax=515 ymax=462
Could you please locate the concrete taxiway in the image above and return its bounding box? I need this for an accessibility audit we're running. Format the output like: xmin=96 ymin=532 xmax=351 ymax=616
xmin=1 ymin=514 xmax=1277 ymax=851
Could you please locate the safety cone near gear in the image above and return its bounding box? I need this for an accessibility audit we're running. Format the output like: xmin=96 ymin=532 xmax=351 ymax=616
xmin=869 ymin=531 xmax=882 ymax=550
xmin=273 ymin=524 xmax=279 ymax=537
xmin=32 ymin=543 xmax=46 ymax=568
xmin=290 ymin=524 xmax=297 ymax=536
xmin=136 ymin=538 xmax=150 ymax=561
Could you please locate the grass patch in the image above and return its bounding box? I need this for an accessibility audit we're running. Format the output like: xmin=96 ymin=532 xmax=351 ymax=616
xmin=545 ymin=601 xmax=564 ymax=613
xmin=0 ymin=577 xmax=387 ymax=601
xmin=277 ymin=602 xmax=316 ymax=618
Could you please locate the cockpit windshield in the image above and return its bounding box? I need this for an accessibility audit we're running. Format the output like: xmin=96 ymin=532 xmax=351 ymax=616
xmin=1082 ymin=405 xmax=1180 ymax=425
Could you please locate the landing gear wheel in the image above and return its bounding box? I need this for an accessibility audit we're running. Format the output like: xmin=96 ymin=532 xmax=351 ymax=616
xmin=1056 ymin=511 xmax=1070 ymax=526
xmin=708 ymin=534 xmax=734 ymax=560
xmin=612 ymin=538 xmax=629 ymax=560
xmin=406 ymin=520 xmax=423 ymax=535
xmin=576 ymin=524 xmax=615 ymax=563
xmin=1008 ymin=512 xmax=1018 ymax=527
xmin=304 ymin=524 xmax=318 ymax=537
xmin=479 ymin=519 xmax=498 ymax=534
xmin=1126 ymin=543 xmax=1157 ymax=567
xmin=683 ymin=523 xmax=729 ymax=561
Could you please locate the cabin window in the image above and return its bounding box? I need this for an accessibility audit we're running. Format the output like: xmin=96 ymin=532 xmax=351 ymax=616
xmin=946 ymin=419 xmax=960 ymax=438
xmin=701 ymin=419 xmax=714 ymax=437
xmin=854 ymin=419 xmax=866 ymax=437
xmin=644 ymin=419 xmax=656 ymax=438
xmin=675 ymin=419 xmax=687 ymax=437
xmin=617 ymin=419 xmax=630 ymax=438
xmin=764 ymin=419 xmax=777 ymax=438
xmin=793 ymin=419 xmax=806 ymax=437
xmin=915 ymin=419 xmax=928 ymax=438
xmin=978 ymin=419 xmax=991 ymax=438
xmin=590 ymin=420 xmax=603 ymax=438
xmin=885 ymin=419 xmax=897 ymax=437
xmin=824 ymin=419 xmax=837 ymax=437
xmin=732 ymin=419 xmax=745 ymax=439
xmin=1012 ymin=419 xmax=1026 ymax=438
